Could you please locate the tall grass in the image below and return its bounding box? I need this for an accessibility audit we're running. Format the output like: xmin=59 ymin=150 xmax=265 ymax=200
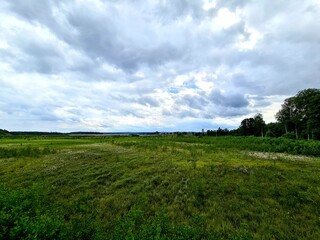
xmin=0 ymin=146 xmax=56 ymax=158
xmin=148 ymin=136 xmax=320 ymax=156
xmin=0 ymin=136 xmax=319 ymax=239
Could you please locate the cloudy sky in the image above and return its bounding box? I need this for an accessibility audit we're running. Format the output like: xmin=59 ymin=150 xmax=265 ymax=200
xmin=1 ymin=0 xmax=320 ymax=132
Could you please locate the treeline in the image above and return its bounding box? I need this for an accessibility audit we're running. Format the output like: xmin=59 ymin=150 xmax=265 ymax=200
xmin=0 ymin=129 xmax=10 ymax=136
xmin=10 ymin=131 xmax=65 ymax=136
xmin=207 ymin=88 xmax=320 ymax=140
xmin=275 ymin=88 xmax=320 ymax=140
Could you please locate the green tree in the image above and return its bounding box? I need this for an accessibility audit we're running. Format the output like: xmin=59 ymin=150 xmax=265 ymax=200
xmin=239 ymin=114 xmax=266 ymax=137
xmin=275 ymin=97 xmax=298 ymax=137
xmin=266 ymin=122 xmax=284 ymax=137
xmin=294 ymin=89 xmax=320 ymax=139
xmin=253 ymin=113 xmax=266 ymax=137
xmin=0 ymin=129 xmax=10 ymax=136
xmin=239 ymin=118 xmax=255 ymax=136
xmin=276 ymin=89 xmax=320 ymax=139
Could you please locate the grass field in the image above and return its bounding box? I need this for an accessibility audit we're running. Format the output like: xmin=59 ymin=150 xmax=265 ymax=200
xmin=0 ymin=136 xmax=320 ymax=239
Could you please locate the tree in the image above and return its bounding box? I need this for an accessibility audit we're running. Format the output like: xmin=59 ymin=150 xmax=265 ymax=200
xmin=0 ymin=129 xmax=10 ymax=136
xmin=266 ymin=122 xmax=284 ymax=137
xmin=238 ymin=114 xmax=266 ymax=137
xmin=239 ymin=118 xmax=255 ymax=136
xmin=276 ymin=89 xmax=320 ymax=139
xmin=253 ymin=113 xmax=266 ymax=137
xmin=275 ymin=97 xmax=299 ymax=137
xmin=294 ymin=89 xmax=320 ymax=139
xmin=276 ymin=97 xmax=302 ymax=139
xmin=275 ymin=101 xmax=290 ymax=134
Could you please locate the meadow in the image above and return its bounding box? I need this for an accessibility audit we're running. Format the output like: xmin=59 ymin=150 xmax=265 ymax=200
xmin=0 ymin=135 xmax=319 ymax=239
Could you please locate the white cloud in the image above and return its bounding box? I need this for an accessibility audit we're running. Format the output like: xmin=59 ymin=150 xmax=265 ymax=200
xmin=0 ymin=0 xmax=319 ymax=132
xmin=235 ymin=27 xmax=263 ymax=50
xmin=214 ymin=8 xmax=240 ymax=29
xmin=202 ymin=0 xmax=216 ymax=11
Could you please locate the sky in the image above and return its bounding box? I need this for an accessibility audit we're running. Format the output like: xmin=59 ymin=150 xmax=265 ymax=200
xmin=0 ymin=0 xmax=320 ymax=132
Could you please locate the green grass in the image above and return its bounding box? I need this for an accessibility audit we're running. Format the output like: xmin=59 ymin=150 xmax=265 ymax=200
xmin=0 ymin=136 xmax=320 ymax=239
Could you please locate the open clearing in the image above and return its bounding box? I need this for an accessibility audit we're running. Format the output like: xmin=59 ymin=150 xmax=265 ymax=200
xmin=1 ymin=136 xmax=320 ymax=239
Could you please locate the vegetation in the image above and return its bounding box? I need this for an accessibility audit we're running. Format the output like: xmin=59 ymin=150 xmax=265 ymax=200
xmin=1 ymin=135 xmax=320 ymax=239
xmin=0 ymin=88 xmax=319 ymax=238
xmin=0 ymin=129 xmax=10 ymax=136
xmin=238 ymin=114 xmax=266 ymax=137
xmin=206 ymin=88 xmax=320 ymax=140
xmin=276 ymin=89 xmax=320 ymax=140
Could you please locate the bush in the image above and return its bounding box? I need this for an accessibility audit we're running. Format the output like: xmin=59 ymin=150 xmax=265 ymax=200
xmin=265 ymin=130 xmax=275 ymax=138
xmin=281 ymin=132 xmax=296 ymax=139
xmin=0 ymin=184 xmax=64 ymax=239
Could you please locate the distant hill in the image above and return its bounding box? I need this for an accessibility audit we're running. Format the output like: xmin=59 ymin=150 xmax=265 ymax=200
xmin=69 ymin=131 xmax=103 ymax=135
xmin=0 ymin=129 xmax=10 ymax=136
xmin=10 ymin=131 xmax=64 ymax=136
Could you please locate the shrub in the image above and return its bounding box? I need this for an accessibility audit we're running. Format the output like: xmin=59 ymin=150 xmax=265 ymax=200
xmin=281 ymin=132 xmax=296 ymax=139
xmin=265 ymin=130 xmax=275 ymax=138
xmin=0 ymin=184 xmax=64 ymax=239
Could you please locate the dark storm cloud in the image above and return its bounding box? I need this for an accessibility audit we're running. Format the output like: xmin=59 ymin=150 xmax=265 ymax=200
xmin=217 ymin=107 xmax=250 ymax=118
xmin=209 ymin=89 xmax=249 ymax=108
xmin=65 ymin=5 xmax=187 ymax=71
xmin=6 ymin=0 xmax=188 ymax=73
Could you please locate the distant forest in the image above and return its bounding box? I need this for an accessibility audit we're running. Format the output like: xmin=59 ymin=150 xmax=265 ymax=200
xmin=1 ymin=89 xmax=319 ymax=140
xmin=208 ymin=88 xmax=320 ymax=140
